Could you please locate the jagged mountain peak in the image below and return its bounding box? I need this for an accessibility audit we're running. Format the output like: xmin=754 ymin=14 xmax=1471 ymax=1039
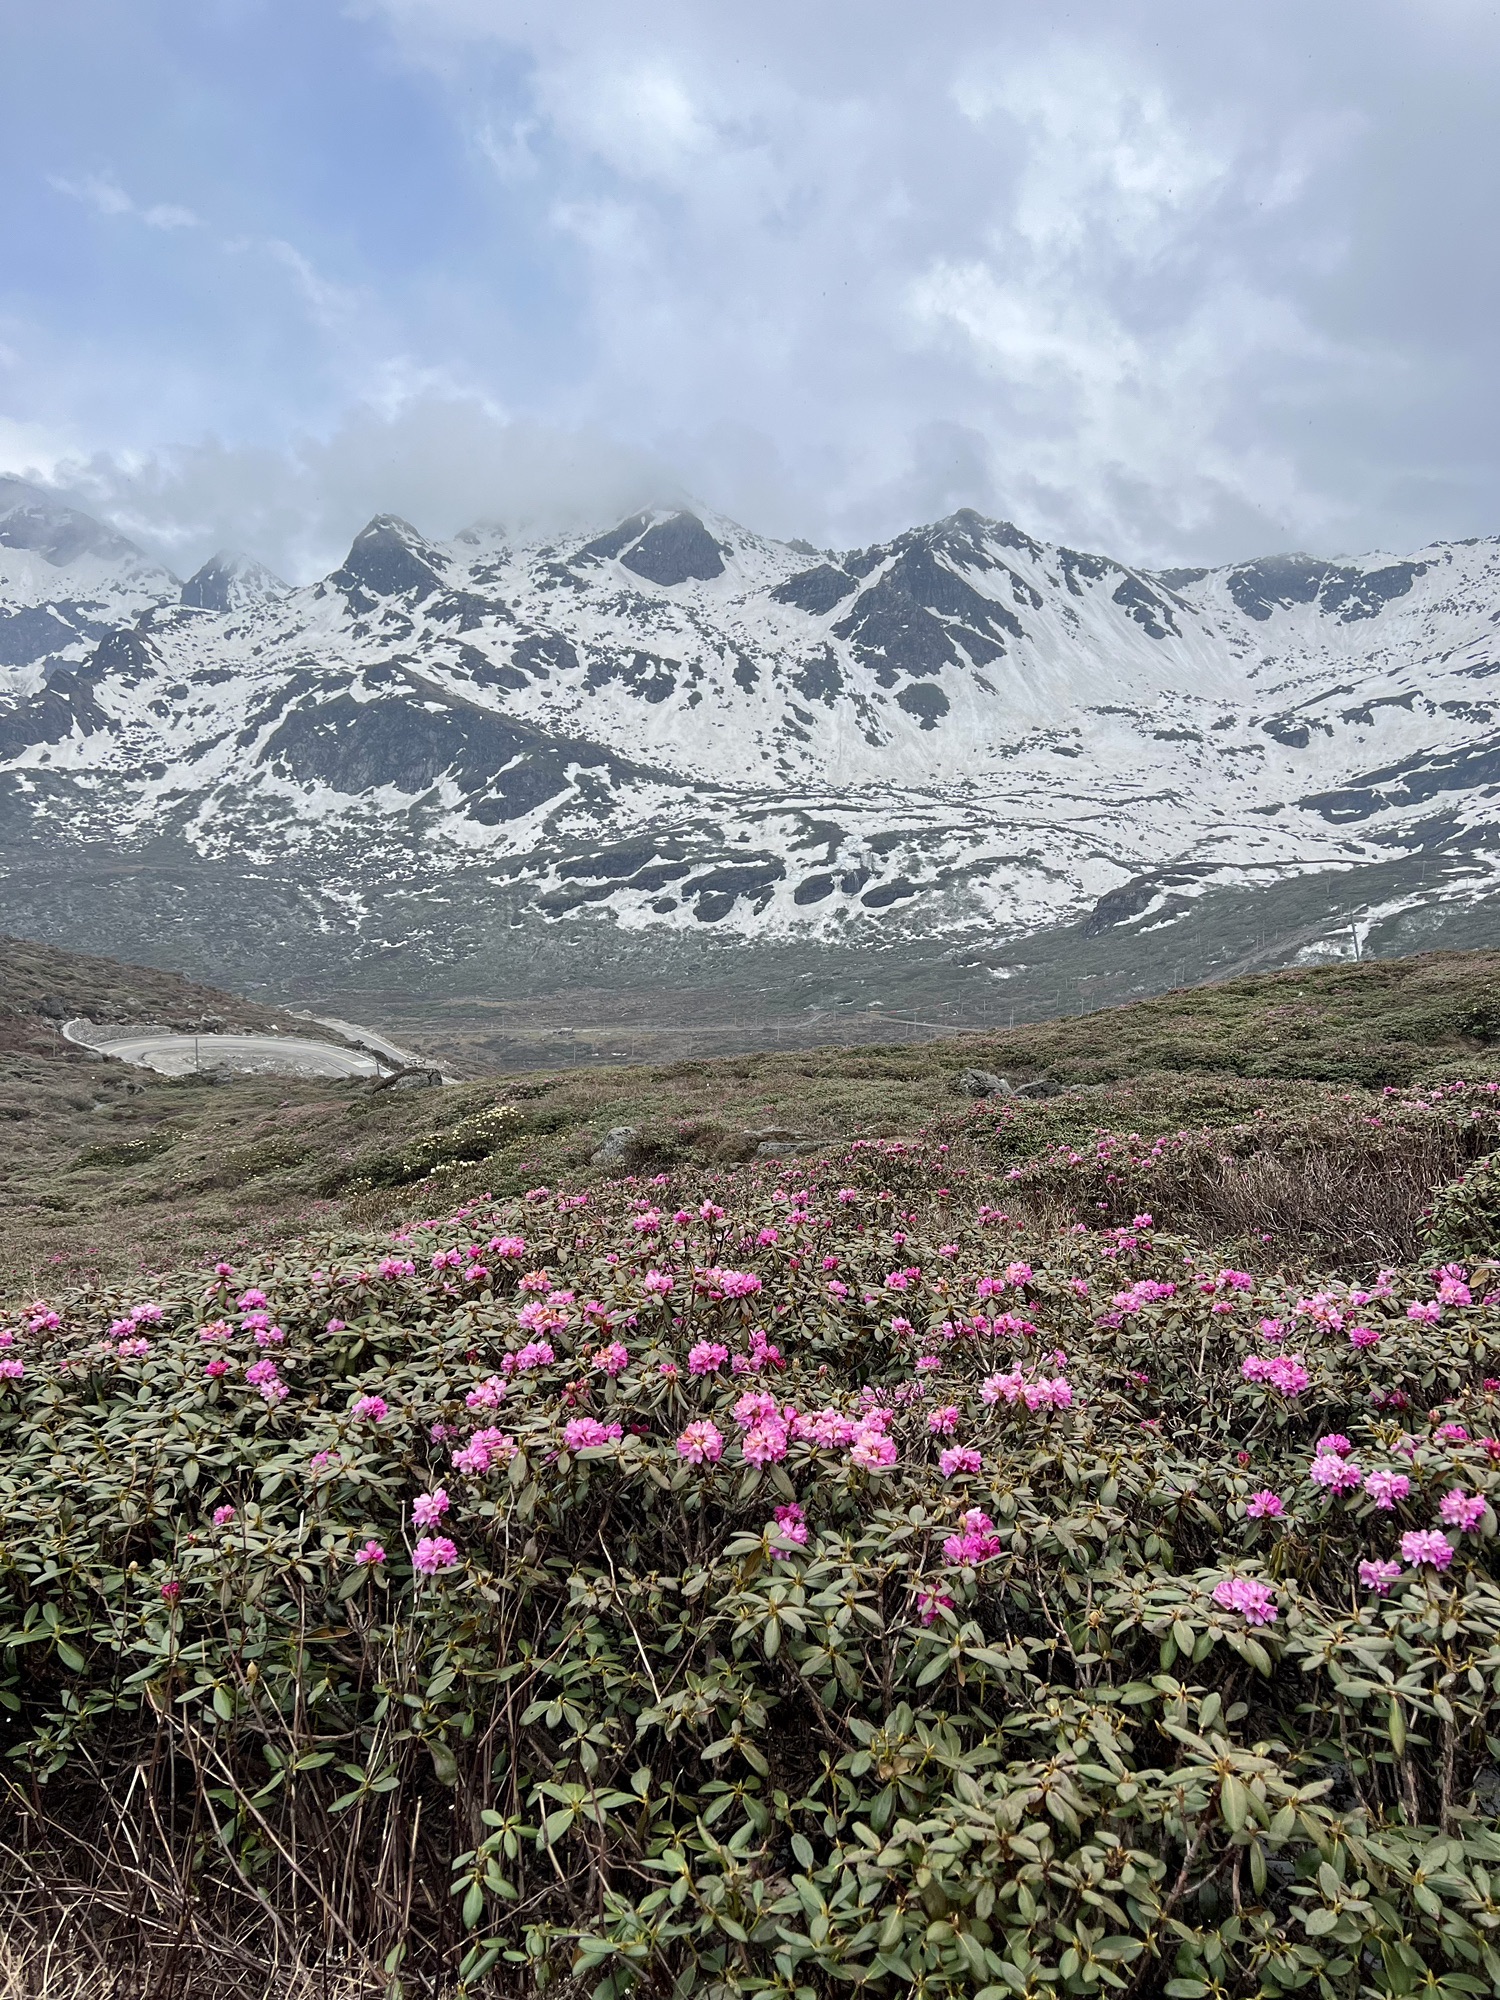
xmin=0 ymin=475 xmax=164 ymax=574
xmin=330 ymin=514 xmax=449 ymax=606
xmin=574 ymin=507 xmax=728 ymax=587
xmin=180 ymin=550 xmax=290 ymax=614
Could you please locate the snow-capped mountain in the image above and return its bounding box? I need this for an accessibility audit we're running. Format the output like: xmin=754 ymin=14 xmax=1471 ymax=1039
xmin=1 ymin=473 xmax=1496 ymax=993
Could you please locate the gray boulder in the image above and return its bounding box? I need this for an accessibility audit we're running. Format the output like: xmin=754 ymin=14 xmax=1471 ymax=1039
xmin=955 ymin=1068 xmax=1014 ymax=1098
xmin=1014 ymin=1076 xmax=1063 ymax=1099
xmin=591 ymin=1125 xmax=639 ymax=1165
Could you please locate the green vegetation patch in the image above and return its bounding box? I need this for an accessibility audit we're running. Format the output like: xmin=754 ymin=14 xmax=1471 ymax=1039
xmin=3 ymin=1147 xmax=1499 ymax=1993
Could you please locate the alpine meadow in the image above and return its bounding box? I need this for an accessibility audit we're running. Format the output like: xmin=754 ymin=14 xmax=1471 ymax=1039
xmin=6 ymin=3 xmax=1500 ymax=1997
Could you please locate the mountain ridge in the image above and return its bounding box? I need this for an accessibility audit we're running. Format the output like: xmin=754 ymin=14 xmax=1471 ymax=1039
xmin=1 ymin=477 xmax=1497 ymax=997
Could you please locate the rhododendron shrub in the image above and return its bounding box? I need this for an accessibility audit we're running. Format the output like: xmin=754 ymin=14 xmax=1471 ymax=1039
xmin=0 ymin=1163 xmax=1498 ymax=1997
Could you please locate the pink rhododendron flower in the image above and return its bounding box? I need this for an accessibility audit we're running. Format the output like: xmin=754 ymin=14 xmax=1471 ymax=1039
xmin=771 ymin=1502 xmax=808 ymax=1550
xmin=849 ymin=1428 xmax=897 ymax=1472
xmin=0 ymin=1358 xmax=22 ymax=1383
xmin=942 ymin=1508 xmax=1001 ymax=1566
xmin=564 ymin=1416 xmax=623 ymax=1450
xmin=642 ymin=1269 xmax=674 ymax=1295
xmin=1310 ymin=1454 xmax=1363 ymax=1494
xmin=510 ymin=1340 xmax=555 ymax=1372
xmin=413 ymin=1536 xmax=459 ymax=1575
xmin=1363 ymin=1469 xmax=1410 ymax=1509
xmin=465 ymin=1375 xmax=507 ymax=1410
xmin=351 ymin=1394 xmax=388 ymax=1422
xmin=451 ymin=1427 xmax=515 ymax=1475
xmin=916 ymin=1587 xmax=955 ymax=1624
xmin=1316 ymin=1434 xmax=1353 ymax=1456
xmin=116 ymin=1338 xmax=151 ymax=1359
xmin=939 ymin=1445 xmax=983 ymax=1477
xmin=353 ymin=1540 xmax=386 ymax=1566
xmin=212 ymin=1505 xmax=236 ymax=1526
xmin=1241 ymin=1353 xmax=1311 ymax=1395
xmin=981 ymin=1368 xmax=1072 ymax=1410
xmin=676 ymin=1420 xmax=724 ymax=1464
xmin=1348 ymin=1325 xmax=1381 ymax=1348
xmin=593 ymin=1341 xmax=629 ymax=1377
xmin=411 ymin=1489 xmax=450 ymax=1528
xmin=688 ymin=1341 xmax=729 ymax=1376
xmin=1212 ymin=1576 xmax=1277 ymax=1624
xmin=1358 ymin=1558 xmax=1402 ymax=1594
xmin=1407 ymin=1301 xmax=1441 ymax=1324
xmin=1245 ymin=1490 xmax=1285 ymax=1519
xmin=795 ymin=1407 xmax=857 ymax=1448
xmin=1439 ymin=1487 xmax=1486 ymax=1531
xmin=733 ymin=1389 xmax=779 ymax=1428
xmin=1436 ymin=1422 xmax=1469 ymax=1444
xmin=1400 ymin=1529 xmax=1454 ymax=1570
xmin=928 ymin=1405 xmax=960 ymax=1436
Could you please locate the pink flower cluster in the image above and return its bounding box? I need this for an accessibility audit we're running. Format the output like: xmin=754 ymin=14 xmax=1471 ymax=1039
xmin=980 ymin=1367 xmax=1073 ymax=1411
xmin=245 ymin=1357 xmax=288 ymax=1404
xmin=943 ymin=1508 xmax=1001 ymax=1566
xmin=1439 ymin=1487 xmax=1486 ymax=1531
xmin=1212 ymin=1575 xmax=1278 ymax=1625
xmin=564 ymin=1415 xmax=624 ymax=1450
xmin=1363 ymin=1469 xmax=1410 ymax=1509
xmin=939 ymin=1445 xmax=983 ymax=1478
xmin=1400 ymin=1529 xmax=1454 ymax=1571
xmin=508 ymin=1340 xmax=556 ymax=1373
xmin=1110 ymin=1278 xmax=1177 ymax=1316
xmin=695 ymin=1267 xmax=763 ymax=1300
xmin=413 ymin=1536 xmax=459 ymax=1575
xmin=451 ymin=1427 xmax=515 ymax=1475
xmin=465 ymin=1375 xmax=507 ymax=1410
xmin=411 ymin=1488 xmax=449 ymax=1528
xmin=1240 ymin=1352 xmax=1311 ymax=1396
xmin=770 ymin=1502 xmax=808 ymax=1555
xmin=1359 ymin=1558 xmax=1402 ymax=1594
xmin=1309 ymin=1453 xmax=1363 ymax=1494
xmin=676 ymin=1419 xmax=724 ymax=1464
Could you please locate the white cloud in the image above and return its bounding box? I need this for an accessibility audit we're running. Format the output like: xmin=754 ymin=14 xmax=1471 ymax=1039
xmin=49 ymin=172 xmax=201 ymax=230
xmin=50 ymin=392 xmax=677 ymax=581
xmin=13 ymin=1 xmax=1500 ymax=571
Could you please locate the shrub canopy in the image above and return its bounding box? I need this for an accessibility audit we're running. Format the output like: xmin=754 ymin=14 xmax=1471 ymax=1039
xmin=3 ymin=1126 xmax=1500 ymax=1997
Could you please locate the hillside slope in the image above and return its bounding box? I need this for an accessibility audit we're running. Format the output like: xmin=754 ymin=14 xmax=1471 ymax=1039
xmin=4 ymin=944 xmax=1496 ymax=1291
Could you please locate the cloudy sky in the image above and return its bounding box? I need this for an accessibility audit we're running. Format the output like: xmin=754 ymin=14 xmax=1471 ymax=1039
xmin=3 ymin=0 xmax=1500 ymax=580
